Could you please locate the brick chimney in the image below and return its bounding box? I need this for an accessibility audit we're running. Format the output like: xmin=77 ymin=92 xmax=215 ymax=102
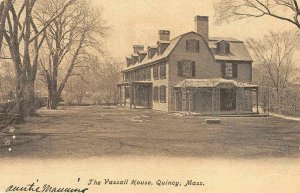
xmin=133 ymin=45 xmax=144 ymax=53
xmin=158 ymin=30 xmax=170 ymax=41
xmin=126 ymin=57 xmax=133 ymax=67
xmin=194 ymin=16 xmax=209 ymax=42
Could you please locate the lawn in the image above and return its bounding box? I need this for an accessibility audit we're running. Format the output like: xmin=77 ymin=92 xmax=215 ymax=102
xmin=0 ymin=105 xmax=299 ymax=159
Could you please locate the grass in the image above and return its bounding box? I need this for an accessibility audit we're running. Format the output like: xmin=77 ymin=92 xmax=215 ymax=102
xmin=0 ymin=105 xmax=299 ymax=159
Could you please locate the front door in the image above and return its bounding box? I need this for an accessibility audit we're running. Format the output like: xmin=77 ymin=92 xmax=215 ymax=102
xmin=220 ymin=88 xmax=236 ymax=111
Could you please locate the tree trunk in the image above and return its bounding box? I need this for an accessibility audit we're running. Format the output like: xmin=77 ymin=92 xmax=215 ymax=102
xmin=25 ymin=80 xmax=37 ymax=116
xmin=48 ymin=93 xmax=60 ymax=109
xmin=13 ymin=73 xmax=27 ymax=122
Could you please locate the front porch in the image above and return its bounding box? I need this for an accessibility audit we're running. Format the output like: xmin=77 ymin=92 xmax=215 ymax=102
xmin=174 ymin=79 xmax=259 ymax=116
xmin=117 ymin=81 xmax=153 ymax=109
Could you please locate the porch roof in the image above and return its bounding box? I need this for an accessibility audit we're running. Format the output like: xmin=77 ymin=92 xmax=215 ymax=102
xmin=174 ymin=78 xmax=258 ymax=88
xmin=117 ymin=81 xmax=153 ymax=86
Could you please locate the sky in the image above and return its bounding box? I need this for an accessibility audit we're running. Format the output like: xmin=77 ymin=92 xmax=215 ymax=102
xmin=93 ymin=0 xmax=299 ymax=63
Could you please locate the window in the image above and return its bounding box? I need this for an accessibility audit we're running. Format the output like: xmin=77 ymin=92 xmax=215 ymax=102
xmin=153 ymin=65 xmax=159 ymax=80
xmin=124 ymin=73 xmax=129 ymax=82
xmin=186 ymin=39 xmax=200 ymax=52
xmin=153 ymin=87 xmax=159 ymax=102
xmin=216 ymin=41 xmax=230 ymax=54
xmin=222 ymin=62 xmax=237 ymax=78
xmin=135 ymin=69 xmax=139 ymax=81
xmin=160 ymin=86 xmax=166 ymax=103
xmin=132 ymin=70 xmax=136 ymax=81
xmin=225 ymin=43 xmax=230 ymax=54
xmin=177 ymin=60 xmax=196 ymax=77
xmin=160 ymin=62 xmax=166 ymax=79
xmin=141 ymin=68 xmax=146 ymax=81
xmin=130 ymin=72 xmax=133 ymax=81
xmin=146 ymin=66 xmax=151 ymax=81
xmin=225 ymin=63 xmax=233 ymax=78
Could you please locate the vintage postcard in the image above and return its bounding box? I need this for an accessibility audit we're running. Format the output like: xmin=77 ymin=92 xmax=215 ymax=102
xmin=0 ymin=0 xmax=300 ymax=193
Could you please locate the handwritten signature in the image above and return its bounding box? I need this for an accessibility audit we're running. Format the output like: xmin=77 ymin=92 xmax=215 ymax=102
xmin=5 ymin=179 xmax=88 ymax=193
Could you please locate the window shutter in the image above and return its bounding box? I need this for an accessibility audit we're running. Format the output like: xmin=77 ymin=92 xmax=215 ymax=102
xmin=196 ymin=40 xmax=200 ymax=52
xmin=191 ymin=61 xmax=196 ymax=77
xmin=233 ymin=63 xmax=238 ymax=78
xmin=157 ymin=87 xmax=159 ymax=101
xmin=177 ymin=61 xmax=183 ymax=76
xmin=221 ymin=63 xmax=225 ymax=78
xmin=225 ymin=43 xmax=230 ymax=53
xmin=159 ymin=64 xmax=162 ymax=79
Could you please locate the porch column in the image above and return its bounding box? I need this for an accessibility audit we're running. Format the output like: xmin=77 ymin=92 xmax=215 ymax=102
xmin=188 ymin=90 xmax=191 ymax=115
xmin=174 ymin=90 xmax=177 ymax=111
xmin=123 ymin=86 xmax=127 ymax=106
xmin=243 ymin=87 xmax=245 ymax=113
xmin=211 ymin=87 xmax=215 ymax=116
xmin=134 ymin=84 xmax=137 ymax=109
xmin=236 ymin=87 xmax=239 ymax=116
xmin=256 ymin=88 xmax=259 ymax=114
xmin=118 ymin=85 xmax=122 ymax=106
xmin=129 ymin=83 xmax=133 ymax=110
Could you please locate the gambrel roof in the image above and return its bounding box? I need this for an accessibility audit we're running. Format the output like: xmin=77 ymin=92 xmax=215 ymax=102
xmin=122 ymin=32 xmax=253 ymax=72
xmin=209 ymin=38 xmax=252 ymax=62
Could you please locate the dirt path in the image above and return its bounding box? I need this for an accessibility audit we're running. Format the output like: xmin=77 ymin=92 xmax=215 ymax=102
xmin=270 ymin=112 xmax=300 ymax=121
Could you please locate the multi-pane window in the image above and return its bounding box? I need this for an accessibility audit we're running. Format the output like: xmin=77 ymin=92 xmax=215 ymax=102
xmin=141 ymin=68 xmax=146 ymax=81
xmin=160 ymin=86 xmax=166 ymax=103
xmin=222 ymin=62 xmax=237 ymax=79
xmin=177 ymin=60 xmax=196 ymax=77
xmin=133 ymin=71 xmax=136 ymax=81
xmin=146 ymin=66 xmax=151 ymax=81
xmin=186 ymin=39 xmax=200 ymax=52
xmin=160 ymin=62 xmax=166 ymax=79
xmin=153 ymin=65 xmax=159 ymax=80
xmin=153 ymin=87 xmax=159 ymax=102
xmin=217 ymin=41 xmax=230 ymax=54
xmin=225 ymin=63 xmax=233 ymax=78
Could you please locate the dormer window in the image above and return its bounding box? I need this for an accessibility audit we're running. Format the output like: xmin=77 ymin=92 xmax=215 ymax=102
xmin=138 ymin=51 xmax=147 ymax=63
xmin=148 ymin=46 xmax=157 ymax=59
xmin=157 ymin=41 xmax=169 ymax=56
xmin=186 ymin=39 xmax=199 ymax=52
xmin=225 ymin=43 xmax=230 ymax=54
xmin=216 ymin=40 xmax=230 ymax=54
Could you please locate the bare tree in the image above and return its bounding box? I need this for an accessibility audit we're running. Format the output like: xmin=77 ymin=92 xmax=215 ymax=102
xmin=1 ymin=0 xmax=77 ymax=121
xmin=88 ymin=56 xmax=122 ymax=105
xmin=37 ymin=0 xmax=106 ymax=109
xmin=0 ymin=61 xmax=15 ymax=103
xmin=214 ymin=0 xmax=300 ymax=29
xmin=248 ymin=31 xmax=297 ymax=113
xmin=63 ymin=66 xmax=89 ymax=105
xmin=0 ymin=0 xmax=13 ymax=52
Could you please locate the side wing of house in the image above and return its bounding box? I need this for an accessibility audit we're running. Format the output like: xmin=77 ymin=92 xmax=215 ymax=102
xmin=168 ymin=32 xmax=220 ymax=111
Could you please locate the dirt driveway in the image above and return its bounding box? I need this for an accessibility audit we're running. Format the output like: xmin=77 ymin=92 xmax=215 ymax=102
xmin=1 ymin=106 xmax=300 ymax=159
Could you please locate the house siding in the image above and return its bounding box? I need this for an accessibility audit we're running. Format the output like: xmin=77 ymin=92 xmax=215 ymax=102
xmin=152 ymin=62 xmax=169 ymax=112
